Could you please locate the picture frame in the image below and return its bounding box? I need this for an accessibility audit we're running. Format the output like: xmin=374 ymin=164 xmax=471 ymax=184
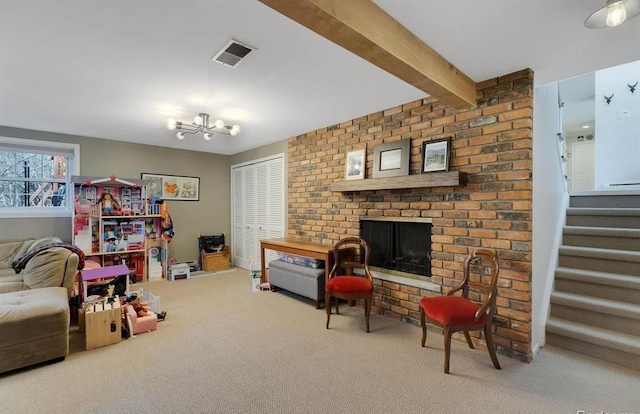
xmin=345 ymin=149 xmax=365 ymax=180
xmin=421 ymin=137 xmax=451 ymax=173
xmin=141 ymin=173 xmax=200 ymax=201
xmin=372 ymin=139 xmax=410 ymax=178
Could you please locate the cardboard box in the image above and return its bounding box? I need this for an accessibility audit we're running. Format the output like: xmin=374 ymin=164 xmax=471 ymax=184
xmin=84 ymin=299 xmax=121 ymax=350
xmin=169 ymin=264 xmax=190 ymax=281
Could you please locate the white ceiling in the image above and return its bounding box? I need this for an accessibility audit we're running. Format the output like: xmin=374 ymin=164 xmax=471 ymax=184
xmin=1 ymin=0 xmax=639 ymax=155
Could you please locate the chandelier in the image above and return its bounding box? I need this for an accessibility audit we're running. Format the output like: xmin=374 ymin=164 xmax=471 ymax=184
xmin=166 ymin=113 xmax=241 ymax=140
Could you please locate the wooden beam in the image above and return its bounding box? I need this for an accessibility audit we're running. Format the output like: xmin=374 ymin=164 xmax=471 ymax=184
xmin=258 ymin=0 xmax=476 ymax=109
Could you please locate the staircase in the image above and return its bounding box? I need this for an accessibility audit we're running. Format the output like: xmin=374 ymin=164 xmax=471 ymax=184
xmin=546 ymin=193 xmax=640 ymax=370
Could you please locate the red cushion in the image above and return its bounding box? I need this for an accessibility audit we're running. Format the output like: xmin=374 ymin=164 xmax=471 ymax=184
xmin=420 ymin=296 xmax=486 ymax=326
xmin=326 ymin=275 xmax=373 ymax=296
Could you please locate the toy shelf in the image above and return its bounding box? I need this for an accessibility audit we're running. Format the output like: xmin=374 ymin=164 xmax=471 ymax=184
xmin=72 ymin=175 xmax=168 ymax=282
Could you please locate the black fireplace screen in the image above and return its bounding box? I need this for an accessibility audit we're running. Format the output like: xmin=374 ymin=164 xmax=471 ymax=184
xmin=361 ymin=220 xmax=431 ymax=277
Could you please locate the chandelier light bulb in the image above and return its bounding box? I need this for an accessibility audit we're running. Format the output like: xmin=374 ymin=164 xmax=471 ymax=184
xmin=606 ymin=1 xmax=627 ymax=26
xmin=167 ymin=112 xmax=240 ymax=140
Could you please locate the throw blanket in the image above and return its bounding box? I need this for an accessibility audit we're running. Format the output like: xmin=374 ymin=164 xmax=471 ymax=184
xmin=12 ymin=242 xmax=86 ymax=273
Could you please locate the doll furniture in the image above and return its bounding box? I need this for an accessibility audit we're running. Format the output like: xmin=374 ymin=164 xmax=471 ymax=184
xmin=124 ymin=304 xmax=158 ymax=335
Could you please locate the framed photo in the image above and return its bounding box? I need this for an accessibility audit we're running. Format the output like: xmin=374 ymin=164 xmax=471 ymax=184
xmin=421 ymin=137 xmax=451 ymax=173
xmin=141 ymin=173 xmax=200 ymax=201
xmin=345 ymin=149 xmax=365 ymax=180
xmin=372 ymin=139 xmax=410 ymax=178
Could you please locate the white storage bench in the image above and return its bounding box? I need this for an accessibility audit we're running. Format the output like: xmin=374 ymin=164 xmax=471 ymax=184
xmin=268 ymin=260 xmax=325 ymax=308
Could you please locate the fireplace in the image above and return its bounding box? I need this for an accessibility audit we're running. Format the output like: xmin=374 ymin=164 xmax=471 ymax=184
xmin=360 ymin=218 xmax=432 ymax=278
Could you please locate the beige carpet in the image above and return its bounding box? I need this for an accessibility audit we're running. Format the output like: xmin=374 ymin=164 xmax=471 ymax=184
xmin=1 ymin=268 xmax=638 ymax=414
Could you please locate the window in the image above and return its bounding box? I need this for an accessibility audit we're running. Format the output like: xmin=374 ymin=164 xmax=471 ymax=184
xmin=0 ymin=137 xmax=80 ymax=218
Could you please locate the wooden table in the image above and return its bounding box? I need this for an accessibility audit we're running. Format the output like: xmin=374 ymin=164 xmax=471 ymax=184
xmin=260 ymin=237 xmax=334 ymax=284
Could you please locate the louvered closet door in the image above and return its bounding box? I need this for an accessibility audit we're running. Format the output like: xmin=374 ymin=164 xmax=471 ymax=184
xmin=232 ymin=167 xmax=245 ymax=265
xmin=255 ymin=159 xmax=284 ymax=266
xmin=231 ymin=155 xmax=285 ymax=271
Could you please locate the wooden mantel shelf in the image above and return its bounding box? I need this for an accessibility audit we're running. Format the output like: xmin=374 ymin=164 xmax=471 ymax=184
xmin=329 ymin=171 xmax=467 ymax=192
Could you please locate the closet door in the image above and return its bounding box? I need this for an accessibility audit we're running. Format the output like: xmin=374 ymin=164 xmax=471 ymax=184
xmin=232 ymin=167 xmax=245 ymax=263
xmin=232 ymin=154 xmax=284 ymax=271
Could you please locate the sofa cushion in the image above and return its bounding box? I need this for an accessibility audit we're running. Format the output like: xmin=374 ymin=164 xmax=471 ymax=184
xmin=0 ymin=287 xmax=70 ymax=374
xmin=21 ymin=248 xmax=70 ymax=290
xmin=0 ymin=240 xmax=33 ymax=269
xmin=26 ymin=237 xmax=63 ymax=254
xmin=0 ymin=275 xmax=25 ymax=294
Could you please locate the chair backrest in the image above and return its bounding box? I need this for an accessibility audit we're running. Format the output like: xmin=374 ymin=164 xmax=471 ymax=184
xmin=452 ymin=249 xmax=500 ymax=321
xmin=329 ymin=237 xmax=372 ymax=281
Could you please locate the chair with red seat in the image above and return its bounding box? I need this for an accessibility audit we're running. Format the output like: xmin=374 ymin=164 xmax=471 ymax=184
xmin=325 ymin=237 xmax=374 ymax=333
xmin=419 ymin=249 xmax=501 ymax=374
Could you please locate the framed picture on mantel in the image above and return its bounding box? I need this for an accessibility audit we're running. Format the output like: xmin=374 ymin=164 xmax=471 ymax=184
xmin=345 ymin=149 xmax=365 ymax=180
xmin=373 ymin=139 xmax=410 ymax=178
xmin=421 ymin=137 xmax=451 ymax=173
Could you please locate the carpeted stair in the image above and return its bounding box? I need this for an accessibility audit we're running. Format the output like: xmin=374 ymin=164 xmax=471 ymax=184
xmin=546 ymin=193 xmax=640 ymax=370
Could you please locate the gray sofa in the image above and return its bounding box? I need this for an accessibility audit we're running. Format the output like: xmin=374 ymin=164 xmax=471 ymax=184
xmin=268 ymin=260 xmax=325 ymax=308
xmin=0 ymin=237 xmax=79 ymax=374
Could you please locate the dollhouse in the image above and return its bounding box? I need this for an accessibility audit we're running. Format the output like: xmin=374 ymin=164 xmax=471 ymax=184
xmin=72 ymin=175 xmax=167 ymax=282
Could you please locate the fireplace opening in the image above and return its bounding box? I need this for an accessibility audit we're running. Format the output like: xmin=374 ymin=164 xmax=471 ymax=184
xmin=361 ymin=219 xmax=432 ymax=277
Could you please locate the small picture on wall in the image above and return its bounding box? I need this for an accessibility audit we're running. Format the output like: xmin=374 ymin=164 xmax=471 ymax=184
xmin=421 ymin=138 xmax=451 ymax=173
xmin=345 ymin=149 xmax=365 ymax=180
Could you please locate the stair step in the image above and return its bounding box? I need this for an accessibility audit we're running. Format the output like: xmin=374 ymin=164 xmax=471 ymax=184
xmin=563 ymin=226 xmax=640 ymax=251
xmin=566 ymin=208 xmax=640 ymax=229
xmin=546 ymin=317 xmax=640 ymax=370
xmin=546 ymin=317 xmax=640 ymax=356
xmin=550 ymin=291 xmax=640 ymax=321
xmin=558 ymin=246 xmax=640 ymax=276
xmin=570 ymin=193 xmax=640 ymax=208
xmin=555 ymin=267 xmax=640 ymax=290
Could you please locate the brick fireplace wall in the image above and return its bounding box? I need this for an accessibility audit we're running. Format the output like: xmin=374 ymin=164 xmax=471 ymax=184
xmin=287 ymin=69 xmax=533 ymax=362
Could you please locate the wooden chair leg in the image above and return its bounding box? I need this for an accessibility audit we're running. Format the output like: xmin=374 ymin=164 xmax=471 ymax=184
xmin=335 ymin=297 xmax=340 ymax=314
xmin=314 ymin=300 xmax=320 ymax=309
xmin=420 ymin=306 xmax=427 ymax=347
xmin=443 ymin=326 xmax=452 ymax=374
xmin=484 ymin=324 xmax=502 ymax=370
xmin=464 ymin=331 xmax=475 ymax=349
xmin=325 ymin=292 xmax=331 ymax=329
xmin=365 ymin=298 xmax=371 ymax=333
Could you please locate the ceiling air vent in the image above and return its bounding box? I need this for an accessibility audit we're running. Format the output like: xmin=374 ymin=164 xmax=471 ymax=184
xmin=211 ymin=39 xmax=254 ymax=68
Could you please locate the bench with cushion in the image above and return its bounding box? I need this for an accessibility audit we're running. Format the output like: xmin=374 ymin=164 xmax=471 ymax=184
xmin=268 ymin=260 xmax=325 ymax=308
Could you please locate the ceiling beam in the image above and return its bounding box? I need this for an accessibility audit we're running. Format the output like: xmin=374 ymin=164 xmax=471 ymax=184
xmin=258 ymin=0 xmax=476 ymax=109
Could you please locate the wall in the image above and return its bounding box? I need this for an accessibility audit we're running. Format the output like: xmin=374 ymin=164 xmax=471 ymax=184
xmin=0 ymin=126 xmax=231 ymax=262
xmin=287 ymin=69 xmax=534 ymax=362
xmin=594 ymin=60 xmax=640 ymax=188
xmin=532 ymin=81 xmax=568 ymax=355
xmin=230 ymin=140 xmax=287 ymax=166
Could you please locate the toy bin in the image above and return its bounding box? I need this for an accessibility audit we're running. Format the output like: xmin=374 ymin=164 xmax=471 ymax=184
xmin=201 ymin=245 xmax=231 ymax=272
